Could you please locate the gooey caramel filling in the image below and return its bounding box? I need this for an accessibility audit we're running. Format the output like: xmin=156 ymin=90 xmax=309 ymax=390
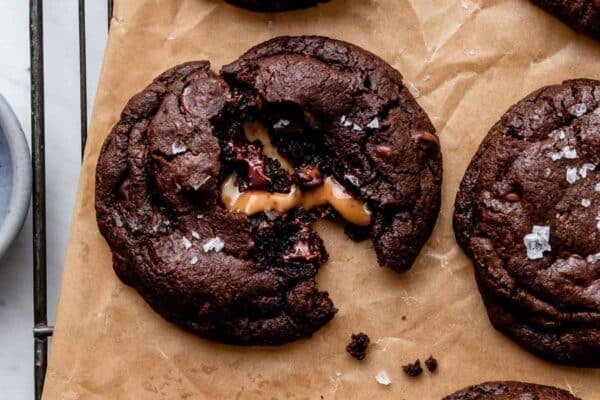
xmin=221 ymin=175 xmax=372 ymax=226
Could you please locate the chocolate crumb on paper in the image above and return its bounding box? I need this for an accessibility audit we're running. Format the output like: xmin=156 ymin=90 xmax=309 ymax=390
xmin=402 ymin=359 xmax=423 ymax=377
xmin=425 ymin=356 xmax=438 ymax=372
xmin=345 ymin=332 xmax=370 ymax=360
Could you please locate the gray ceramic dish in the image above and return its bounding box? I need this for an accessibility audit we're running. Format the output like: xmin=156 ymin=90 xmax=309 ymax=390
xmin=0 ymin=94 xmax=31 ymax=259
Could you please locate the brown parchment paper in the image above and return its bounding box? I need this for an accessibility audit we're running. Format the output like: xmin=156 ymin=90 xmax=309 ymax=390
xmin=43 ymin=1 xmax=600 ymax=398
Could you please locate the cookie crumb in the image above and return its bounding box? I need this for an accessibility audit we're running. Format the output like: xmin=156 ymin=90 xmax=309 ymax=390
xmin=402 ymin=359 xmax=423 ymax=377
xmin=375 ymin=370 xmax=391 ymax=386
xmin=424 ymin=356 xmax=438 ymax=372
xmin=346 ymin=332 xmax=370 ymax=360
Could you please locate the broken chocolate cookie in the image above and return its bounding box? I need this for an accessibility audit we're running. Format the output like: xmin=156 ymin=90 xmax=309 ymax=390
xmin=453 ymin=79 xmax=600 ymax=366
xmin=96 ymin=36 xmax=441 ymax=345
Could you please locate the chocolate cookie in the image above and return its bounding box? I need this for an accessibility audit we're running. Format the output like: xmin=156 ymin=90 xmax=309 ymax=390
xmin=96 ymin=36 xmax=441 ymax=345
xmin=454 ymin=79 xmax=600 ymax=365
xmin=531 ymin=0 xmax=600 ymax=40
xmin=443 ymin=381 xmax=581 ymax=400
xmin=224 ymin=0 xmax=329 ymax=12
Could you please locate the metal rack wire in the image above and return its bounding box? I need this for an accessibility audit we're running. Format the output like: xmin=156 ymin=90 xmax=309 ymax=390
xmin=30 ymin=1 xmax=113 ymax=398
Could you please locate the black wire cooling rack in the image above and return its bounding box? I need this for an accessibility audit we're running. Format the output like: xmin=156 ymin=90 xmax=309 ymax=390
xmin=30 ymin=1 xmax=114 ymax=398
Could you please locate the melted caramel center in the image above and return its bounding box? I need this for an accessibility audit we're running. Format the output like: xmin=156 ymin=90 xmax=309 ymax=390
xmin=221 ymin=175 xmax=371 ymax=226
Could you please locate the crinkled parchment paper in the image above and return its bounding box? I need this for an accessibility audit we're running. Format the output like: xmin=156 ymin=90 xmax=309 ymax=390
xmin=42 ymin=0 xmax=600 ymax=398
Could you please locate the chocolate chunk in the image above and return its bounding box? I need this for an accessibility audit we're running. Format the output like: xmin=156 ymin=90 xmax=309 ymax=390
xmin=346 ymin=332 xmax=370 ymax=360
xmin=295 ymin=164 xmax=323 ymax=189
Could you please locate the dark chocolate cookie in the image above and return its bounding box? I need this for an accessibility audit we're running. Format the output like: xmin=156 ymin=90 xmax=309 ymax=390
xmin=531 ymin=0 xmax=600 ymax=40
xmin=96 ymin=36 xmax=441 ymax=345
xmin=224 ymin=0 xmax=329 ymax=12
xmin=454 ymin=79 xmax=600 ymax=365
xmin=443 ymin=381 xmax=581 ymax=400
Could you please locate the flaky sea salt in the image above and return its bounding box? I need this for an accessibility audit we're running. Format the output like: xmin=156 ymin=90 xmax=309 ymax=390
xmin=172 ymin=141 xmax=187 ymax=155
xmin=114 ymin=214 xmax=123 ymax=227
xmin=579 ymin=163 xmax=596 ymax=178
xmin=587 ymin=253 xmax=600 ymax=263
xmin=563 ymin=147 xmax=578 ymax=159
xmin=203 ymin=236 xmax=224 ymax=253
xmin=548 ymin=129 xmax=566 ymax=141
xmin=523 ymin=225 xmax=551 ymax=260
xmin=190 ymin=256 xmax=198 ymax=265
xmin=352 ymin=123 xmax=362 ymax=131
xmin=595 ymin=183 xmax=600 ymax=192
xmin=548 ymin=146 xmax=578 ymax=161
xmin=367 ymin=117 xmax=380 ymax=129
xmin=566 ymin=167 xmax=579 ymax=184
xmin=344 ymin=174 xmax=360 ymax=187
xmin=569 ymin=103 xmax=587 ymax=117
xmin=182 ymin=236 xmax=192 ymax=250
xmin=582 ymin=199 xmax=592 ymax=207
xmin=596 ymin=212 xmax=600 ymax=232
xmin=192 ymin=231 xmax=201 ymax=239
xmin=544 ymin=167 xmax=552 ymax=178
xmin=375 ymin=371 xmax=392 ymax=386
xmin=273 ymin=119 xmax=289 ymax=129
xmin=340 ymin=115 xmax=353 ymax=127
xmin=407 ymin=82 xmax=420 ymax=98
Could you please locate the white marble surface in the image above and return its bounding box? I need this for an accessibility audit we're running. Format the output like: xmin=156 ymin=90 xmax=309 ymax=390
xmin=0 ymin=1 xmax=108 ymax=397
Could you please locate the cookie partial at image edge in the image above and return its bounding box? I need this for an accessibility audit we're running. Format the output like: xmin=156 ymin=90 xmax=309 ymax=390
xmin=453 ymin=79 xmax=600 ymax=366
xmin=530 ymin=0 xmax=600 ymax=40
xmin=224 ymin=0 xmax=329 ymax=12
xmin=442 ymin=381 xmax=581 ymax=400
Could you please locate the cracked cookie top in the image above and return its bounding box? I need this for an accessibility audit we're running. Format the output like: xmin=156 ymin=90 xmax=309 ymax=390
xmin=454 ymin=79 xmax=600 ymax=365
xmin=95 ymin=36 xmax=441 ymax=345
